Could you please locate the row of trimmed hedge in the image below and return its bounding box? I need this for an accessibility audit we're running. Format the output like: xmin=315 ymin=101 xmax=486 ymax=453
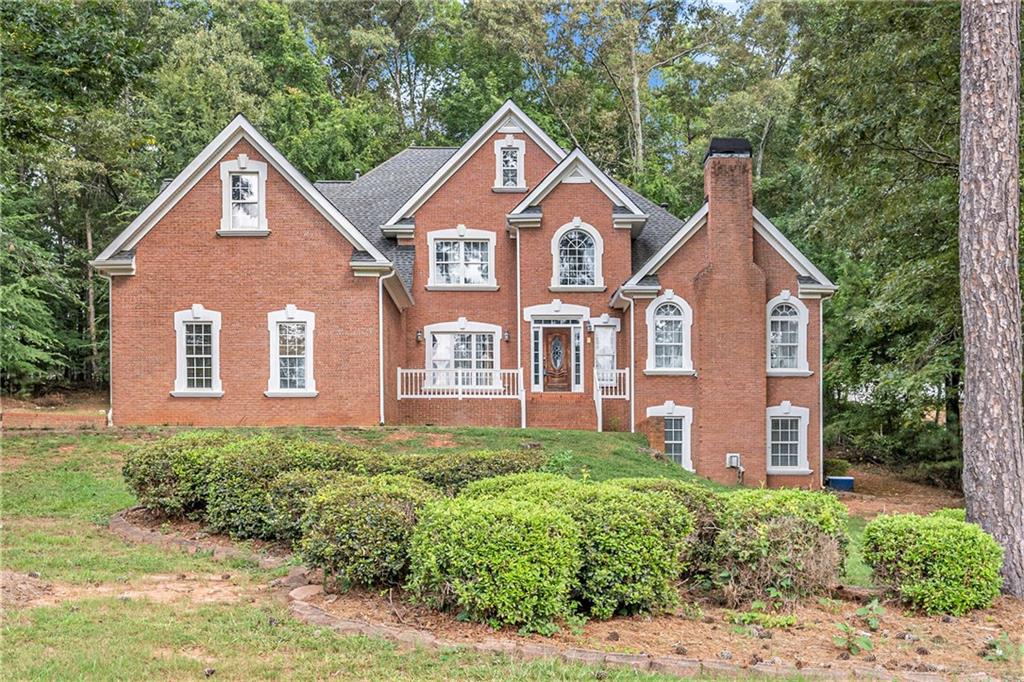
xmin=123 ymin=431 xmax=545 ymax=539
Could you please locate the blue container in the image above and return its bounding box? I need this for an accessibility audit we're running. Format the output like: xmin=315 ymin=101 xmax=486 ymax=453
xmin=826 ymin=476 xmax=854 ymax=492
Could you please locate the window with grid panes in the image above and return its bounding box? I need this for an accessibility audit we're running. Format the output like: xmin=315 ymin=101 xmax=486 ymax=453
xmin=653 ymin=303 xmax=685 ymax=368
xmin=431 ymin=332 xmax=495 ymax=386
xmin=769 ymin=416 xmax=801 ymax=468
xmin=184 ymin=322 xmax=213 ymax=389
xmin=229 ymin=172 xmax=260 ymax=229
xmin=277 ymin=322 xmax=307 ymax=389
xmin=501 ymin=147 xmax=519 ymax=187
xmin=557 ymin=229 xmax=595 ymax=286
xmin=433 ymin=239 xmax=490 ymax=285
xmin=769 ymin=302 xmax=800 ymax=369
xmin=664 ymin=417 xmax=687 ymax=466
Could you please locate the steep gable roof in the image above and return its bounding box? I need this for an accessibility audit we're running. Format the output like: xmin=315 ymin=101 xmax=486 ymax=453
xmin=382 ymin=101 xmax=567 ymax=226
xmin=507 ymin=148 xmax=646 ymax=227
xmin=92 ymin=115 xmax=389 ymax=271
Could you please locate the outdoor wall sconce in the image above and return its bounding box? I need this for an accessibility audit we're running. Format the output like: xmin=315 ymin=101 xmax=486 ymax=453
xmin=503 ymin=331 xmax=511 ymax=343
xmin=415 ymin=330 xmax=423 ymax=343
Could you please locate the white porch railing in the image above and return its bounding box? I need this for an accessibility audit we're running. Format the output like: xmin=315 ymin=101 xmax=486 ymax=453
xmin=594 ymin=368 xmax=629 ymax=432
xmin=398 ymin=367 xmax=526 ymax=427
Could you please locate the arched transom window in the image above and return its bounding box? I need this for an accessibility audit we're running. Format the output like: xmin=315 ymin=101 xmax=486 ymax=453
xmin=558 ymin=229 xmax=595 ymax=286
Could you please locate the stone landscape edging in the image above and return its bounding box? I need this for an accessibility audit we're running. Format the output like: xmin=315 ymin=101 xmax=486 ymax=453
xmin=108 ymin=509 xmax=996 ymax=682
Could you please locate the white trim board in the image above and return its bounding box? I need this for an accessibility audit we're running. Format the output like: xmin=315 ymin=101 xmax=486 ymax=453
xmin=508 ymin=148 xmax=644 ymax=219
xmin=383 ymin=100 xmax=566 ymax=226
xmin=624 ymin=203 xmax=836 ymax=293
xmin=94 ymin=114 xmax=389 ymax=267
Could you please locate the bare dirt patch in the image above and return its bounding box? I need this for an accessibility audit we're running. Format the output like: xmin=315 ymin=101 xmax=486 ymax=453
xmin=382 ymin=429 xmax=456 ymax=448
xmin=122 ymin=508 xmax=291 ymax=559
xmin=1 ymin=570 xmax=257 ymax=611
xmin=308 ymin=586 xmax=1024 ymax=679
xmin=837 ymin=466 xmax=963 ymax=519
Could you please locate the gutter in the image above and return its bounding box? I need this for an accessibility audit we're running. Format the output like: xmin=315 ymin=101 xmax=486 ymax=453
xmin=618 ymin=289 xmax=637 ymax=433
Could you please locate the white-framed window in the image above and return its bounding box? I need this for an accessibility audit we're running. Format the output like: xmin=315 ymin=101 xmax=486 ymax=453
xmin=493 ymin=135 xmax=525 ymax=190
xmin=550 ymin=219 xmax=605 ymax=290
xmin=646 ymin=402 xmax=694 ymax=471
xmin=266 ymin=305 xmax=316 ymax=397
xmin=426 ymin=226 xmax=498 ymax=290
xmin=172 ymin=304 xmax=223 ymax=397
xmin=644 ymin=290 xmax=694 ymax=375
xmin=219 ymin=154 xmax=268 ymax=234
xmin=766 ymin=401 xmax=810 ymax=474
xmin=767 ymin=290 xmax=810 ymax=375
xmin=424 ymin=319 xmax=500 ymax=387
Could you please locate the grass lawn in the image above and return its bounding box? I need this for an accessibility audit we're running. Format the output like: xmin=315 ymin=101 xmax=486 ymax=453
xmin=1 ymin=427 xmax=862 ymax=679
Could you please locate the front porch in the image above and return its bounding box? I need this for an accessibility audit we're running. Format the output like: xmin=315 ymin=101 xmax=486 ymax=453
xmin=395 ymin=367 xmax=630 ymax=432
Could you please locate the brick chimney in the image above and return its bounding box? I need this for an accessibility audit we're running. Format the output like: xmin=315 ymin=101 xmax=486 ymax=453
xmin=703 ymin=138 xmax=754 ymax=268
xmin=692 ymin=137 xmax=768 ymax=486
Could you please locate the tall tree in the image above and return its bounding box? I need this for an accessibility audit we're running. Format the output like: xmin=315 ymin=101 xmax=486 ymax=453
xmin=959 ymin=0 xmax=1024 ymax=595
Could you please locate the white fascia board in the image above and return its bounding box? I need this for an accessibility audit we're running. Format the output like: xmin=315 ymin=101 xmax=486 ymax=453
xmin=625 ymin=203 xmax=709 ymax=286
xmin=383 ymin=100 xmax=567 ymax=226
xmin=752 ymin=207 xmax=836 ymax=291
xmin=509 ymin=148 xmax=644 ymax=217
xmin=95 ymin=115 xmax=390 ymax=266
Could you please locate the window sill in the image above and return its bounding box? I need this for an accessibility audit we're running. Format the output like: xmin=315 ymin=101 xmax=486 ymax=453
xmin=217 ymin=229 xmax=270 ymax=237
xmin=425 ymin=284 xmax=500 ymax=292
xmin=767 ymin=369 xmax=814 ymax=377
xmin=170 ymin=390 xmax=224 ymax=398
xmin=548 ymin=285 xmax=606 ymax=293
xmin=644 ymin=368 xmax=696 ymax=376
xmin=264 ymin=390 xmax=318 ymax=398
xmin=492 ymin=186 xmax=527 ymax=193
xmin=767 ymin=468 xmax=814 ymax=476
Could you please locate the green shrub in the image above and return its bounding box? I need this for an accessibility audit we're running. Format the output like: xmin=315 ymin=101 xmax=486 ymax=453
xmin=713 ymin=488 xmax=849 ymax=605
xmin=402 ymin=449 xmax=546 ymax=494
xmin=462 ymin=474 xmax=694 ymax=618
xmin=823 ymin=458 xmax=851 ymax=477
xmin=204 ymin=435 xmax=382 ymax=538
xmin=863 ymin=514 xmax=1002 ymax=615
xmin=928 ymin=508 xmax=967 ymax=523
xmin=609 ymin=477 xmax=724 ymax=574
xmin=300 ymin=475 xmax=439 ymax=586
xmin=266 ymin=469 xmax=353 ymax=541
xmin=407 ymin=497 xmax=581 ymax=629
xmin=122 ymin=430 xmax=236 ymax=518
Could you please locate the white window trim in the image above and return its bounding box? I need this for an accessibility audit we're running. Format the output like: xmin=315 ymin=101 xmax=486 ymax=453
xmin=523 ymin=301 xmax=590 ymax=393
xmin=591 ymin=313 xmax=621 ymax=386
xmin=424 ymin=318 xmax=501 ymax=388
xmin=767 ymin=290 xmax=811 ymax=376
xmin=172 ymin=304 xmax=223 ymax=397
xmin=550 ymin=218 xmax=605 ymax=290
xmin=644 ymin=289 xmax=695 ymax=375
xmin=426 ymin=225 xmax=499 ymax=290
xmin=646 ymin=402 xmax=694 ymax=472
xmin=219 ymin=154 xmax=268 ymax=235
xmin=266 ymin=305 xmax=317 ymax=397
xmin=766 ymin=401 xmax=811 ymax=474
xmin=493 ymin=135 xmax=526 ymax=190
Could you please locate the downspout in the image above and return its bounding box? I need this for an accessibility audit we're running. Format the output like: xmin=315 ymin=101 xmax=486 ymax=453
xmin=516 ymin=230 xmax=525 ymax=428
xmin=819 ymin=297 xmax=826 ymax=488
xmin=102 ymin=274 xmax=113 ymax=427
xmin=619 ymin=290 xmax=637 ymax=433
xmin=378 ymin=269 xmax=398 ymax=425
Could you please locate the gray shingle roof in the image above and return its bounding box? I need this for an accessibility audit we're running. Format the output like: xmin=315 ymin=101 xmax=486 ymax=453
xmin=315 ymin=146 xmax=691 ymax=290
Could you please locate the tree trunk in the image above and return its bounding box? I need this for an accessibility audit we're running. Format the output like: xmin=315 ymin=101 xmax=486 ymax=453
xmin=959 ymin=0 xmax=1024 ymax=596
xmin=630 ymin=48 xmax=644 ymax=175
xmin=85 ymin=209 xmax=99 ymax=385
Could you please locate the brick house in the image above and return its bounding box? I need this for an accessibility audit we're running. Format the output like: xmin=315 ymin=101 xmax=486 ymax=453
xmin=92 ymin=101 xmax=835 ymax=488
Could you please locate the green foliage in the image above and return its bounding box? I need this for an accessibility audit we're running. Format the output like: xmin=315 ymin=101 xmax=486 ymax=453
xmin=608 ymin=477 xmax=724 ymax=573
xmin=407 ymin=496 xmax=581 ymax=630
xmin=822 ymin=458 xmax=851 ymax=478
xmin=863 ymin=513 xmax=1003 ymax=615
xmin=713 ymin=489 xmax=849 ymax=604
xmin=300 ymin=475 xmax=439 ymax=587
xmin=982 ymin=633 xmax=1024 ymax=665
xmin=121 ymin=430 xmax=236 ymax=518
xmin=855 ymin=598 xmax=885 ymax=631
xmin=265 ymin=469 xmax=353 ymax=541
xmin=725 ymin=601 xmax=797 ymax=629
xmin=400 ymin=449 xmax=546 ymax=494
xmin=203 ymin=435 xmax=379 ymax=539
xmin=462 ymin=474 xmax=693 ymax=619
xmin=928 ymin=508 xmax=967 ymax=523
xmin=833 ymin=622 xmax=873 ymax=656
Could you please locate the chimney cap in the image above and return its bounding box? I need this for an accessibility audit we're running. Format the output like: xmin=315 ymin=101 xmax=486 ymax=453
xmin=704 ymin=137 xmax=752 ymax=163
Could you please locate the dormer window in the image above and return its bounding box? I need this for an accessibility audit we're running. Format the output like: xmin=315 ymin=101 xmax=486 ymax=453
xmin=493 ymin=135 xmax=525 ymax=191
xmin=219 ymin=154 xmax=268 ymax=235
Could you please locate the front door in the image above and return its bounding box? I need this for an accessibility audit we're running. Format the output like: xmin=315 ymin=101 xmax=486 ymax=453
xmin=543 ymin=328 xmax=571 ymax=391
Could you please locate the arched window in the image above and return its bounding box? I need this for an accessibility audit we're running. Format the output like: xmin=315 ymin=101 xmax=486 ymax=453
xmin=558 ymin=230 xmax=595 ymax=286
xmin=767 ymin=291 xmax=810 ymax=375
xmin=550 ymin=220 xmax=604 ymax=289
xmin=645 ymin=290 xmax=694 ymax=374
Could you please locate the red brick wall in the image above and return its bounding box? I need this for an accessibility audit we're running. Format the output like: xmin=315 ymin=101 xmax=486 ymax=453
xmin=110 ymin=140 xmax=381 ymax=426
